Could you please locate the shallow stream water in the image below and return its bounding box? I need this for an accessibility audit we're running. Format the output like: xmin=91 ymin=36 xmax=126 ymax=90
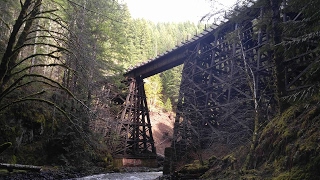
xmin=73 ymin=171 xmax=162 ymax=180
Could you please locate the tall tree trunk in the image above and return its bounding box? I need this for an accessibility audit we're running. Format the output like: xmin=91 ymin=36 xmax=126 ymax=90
xmin=238 ymin=29 xmax=259 ymax=170
xmin=0 ymin=0 xmax=42 ymax=91
xmin=270 ymin=0 xmax=286 ymax=113
xmin=0 ymin=0 xmax=32 ymax=90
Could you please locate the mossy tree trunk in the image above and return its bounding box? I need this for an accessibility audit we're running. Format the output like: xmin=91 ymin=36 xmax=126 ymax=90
xmin=270 ymin=0 xmax=286 ymax=114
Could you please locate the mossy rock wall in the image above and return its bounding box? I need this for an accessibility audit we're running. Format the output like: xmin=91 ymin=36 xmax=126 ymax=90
xmin=254 ymin=99 xmax=320 ymax=179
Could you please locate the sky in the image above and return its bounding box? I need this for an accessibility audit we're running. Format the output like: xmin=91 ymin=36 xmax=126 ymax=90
xmin=121 ymin=0 xmax=237 ymax=23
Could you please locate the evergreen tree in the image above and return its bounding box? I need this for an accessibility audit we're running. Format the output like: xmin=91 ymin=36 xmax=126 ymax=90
xmin=144 ymin=74 xmax=163 ymax=111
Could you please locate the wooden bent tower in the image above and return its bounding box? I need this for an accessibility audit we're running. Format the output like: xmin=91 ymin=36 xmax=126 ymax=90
xmin=113 ymin=77 xmax=157 ymax=167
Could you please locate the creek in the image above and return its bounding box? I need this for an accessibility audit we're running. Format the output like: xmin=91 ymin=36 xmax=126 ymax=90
xmin=73 ymin=171 xmax=163 ymax=180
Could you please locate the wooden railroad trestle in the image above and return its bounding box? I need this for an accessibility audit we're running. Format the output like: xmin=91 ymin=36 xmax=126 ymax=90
xmin=172 ymin=18 xmax=273 ymax=156
xmin=113 ymin=77 xmax=156 ymax=159
xmin=115 ymin=6 xmax=319 ymax=160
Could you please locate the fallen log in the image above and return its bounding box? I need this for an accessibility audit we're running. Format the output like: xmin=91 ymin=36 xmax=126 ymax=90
xmin=0 ymin=163 xmax=41 ymax=172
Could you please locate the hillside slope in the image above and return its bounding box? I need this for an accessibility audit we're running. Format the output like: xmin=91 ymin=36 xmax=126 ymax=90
xmin=201 ymin=96 xmax=320 ymax=179
xmin=150 ymin=111 xmax=175 ymax=156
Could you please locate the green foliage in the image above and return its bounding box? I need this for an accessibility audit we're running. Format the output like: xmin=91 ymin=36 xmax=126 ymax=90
xmin=104 ymin=153 xmax=114 ymax=170
xmin=161 ymin=65 xmax=183 ymax=109
xmin=200 ymin=153 xmax=242 ymax=179
xmin=179 ymin=160 xmax=209 ymax=174
xmin=163 ymin=98 xmax=172 ymax=112
xmin=144 ymin=74 xmax=163 ymax=111
xmin=9 ymin=155 xmax=17 ymax=164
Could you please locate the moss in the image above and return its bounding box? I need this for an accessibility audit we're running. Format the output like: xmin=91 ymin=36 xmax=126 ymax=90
xmin=273 ymin=172 xmax=290 ymax=180
xmin=113 ymin=159 xmax=123 ymax=169
xmin=14 ymin=141 xmax=46 ymax=165
xmin=222 ymin=155 xmax=236 ymax=165
xmin=274 ymin=167 xmax=318 ymax=180
xmin=0 ymin=168 xmax=10 ymax=174
xmin=290 ymin=169 xmax=311 ymax=180
xmin=272 ymin=156 xmax=289 ymax=174
xmin=179 ymin=160 xmax=209 ymax=174
xmin=208 ymin=155 xmax=218 ymax=166
xmin=256 ymin=96 xmax=320 ymax=178
xmin=309 ymin=155 xmax=320 ymax=170
xmin=104 ymin=153 xmax=114 ymax=170
xmin=34 ymin=112 xmax=46 ymax=126
xmin=9 ymin=155 xmax=17 ymax=164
